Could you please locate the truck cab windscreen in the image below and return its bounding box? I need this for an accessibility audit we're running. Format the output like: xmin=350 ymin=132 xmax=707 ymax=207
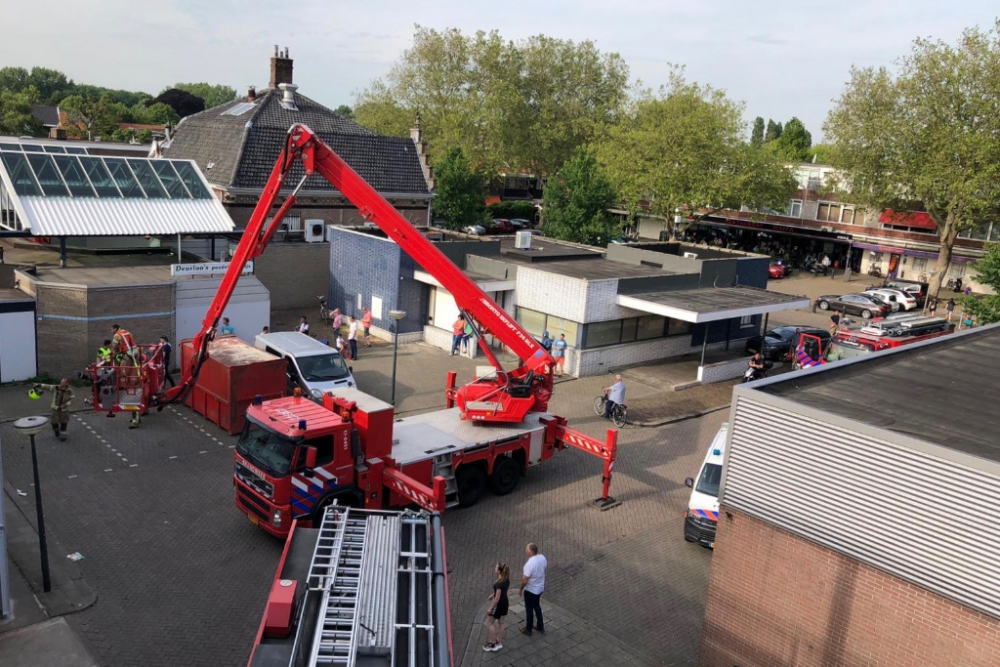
xmin=296 ymin=353 xmax=351 ymax=382
xmin=696 ymin=463 xmax=722 ymax=498
xmin=825 ymin=341 xmax=873 ymax=363
xmin=236 ymin=419 xmax=300 ymax=476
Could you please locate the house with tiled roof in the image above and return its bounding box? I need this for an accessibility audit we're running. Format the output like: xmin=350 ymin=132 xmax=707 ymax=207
xmin=164 ymin=47 xmax=434 ymax=233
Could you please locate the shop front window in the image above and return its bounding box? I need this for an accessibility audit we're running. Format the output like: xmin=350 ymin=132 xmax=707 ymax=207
xmin=515 ymin=307 xmax=546 ymax=336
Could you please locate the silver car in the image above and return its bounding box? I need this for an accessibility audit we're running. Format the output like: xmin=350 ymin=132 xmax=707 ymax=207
xmin=463 ymin=224 xmax=486 ymax=236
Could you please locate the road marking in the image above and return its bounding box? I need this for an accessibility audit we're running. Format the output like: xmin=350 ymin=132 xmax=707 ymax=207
xmin=228 ymin=445 xmax=235 ymax=449
xmin=68 ymin=475 xmax=77 ymax=479
xmin=129 ymin=464 xmax=138 ymax=468
xmin=199 ymin=450 xmax=207 ymax=454
xmin=121 ymin=458 xmax=128 ymax=462
xmin=169 ymin=456 xmax=178 ymax=460
xmin=104 ymin=469 xmax=113 ymax=473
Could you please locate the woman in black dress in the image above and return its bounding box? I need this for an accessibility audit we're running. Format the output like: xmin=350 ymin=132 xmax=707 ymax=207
xmin=483 ymin=563 xmax=510 ymax=652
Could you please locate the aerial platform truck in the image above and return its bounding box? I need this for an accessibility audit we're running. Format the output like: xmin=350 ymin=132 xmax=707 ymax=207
xmin=85 ymin=123 xmax=619 ymax=534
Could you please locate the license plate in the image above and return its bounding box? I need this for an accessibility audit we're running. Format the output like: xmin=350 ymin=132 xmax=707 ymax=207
xmin=248 ymin=514 xmax=259 ymax=526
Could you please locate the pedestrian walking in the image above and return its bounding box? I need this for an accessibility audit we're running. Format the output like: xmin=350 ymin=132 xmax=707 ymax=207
xmin=962 ymin=310 xmax=975 ymax=330
xmin=926 ymin=295 xmax=938 ymax=317
xmin=219 ymin=317 xmax=235 ymax=336
xmin=829 ymin=312 xmax=841 ymax=337
xmin=946 ymin=298 xmax=956 ymax=323
xmin=331 ymin=308 xmax=343 ymax=333
xmin=159 ymin=335 xmax=176 ymax=388
xmin=362 ymin=308 xmax=373 ymax=347
xmin=462 ymin=319 xmax=474 ymax=354
xmin=348 ymin=316 xmax=359 ymax=359
xmin=451 ymin=315 xmax=466 ymax=356
xmin=540 ymin=331 xmax=552 ymax=352
xmin=297 ymin=316 xmax=310 ymax=335
xmin=519 ymin=543 xmax=547 ymax=636
xmin=551 ymin=333 xmax=567 ymax=376
xmin=483 ymin=563 xmax=510 ymax=652
xmin=33 ymin=379 xmax=74 ymax=441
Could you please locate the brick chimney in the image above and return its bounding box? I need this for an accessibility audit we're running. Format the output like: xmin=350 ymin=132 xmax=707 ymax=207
xmin=247 ymin=86 xmax=256 ymax=102
xmin=269 ymin=46 xmax=293 ymax=89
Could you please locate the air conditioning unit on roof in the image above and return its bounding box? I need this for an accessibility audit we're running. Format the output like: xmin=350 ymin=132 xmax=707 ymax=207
xmin=305 ymin=219 xmax=325 ymax=243
xmin=515 ymin=231 xmax=532 ymax=249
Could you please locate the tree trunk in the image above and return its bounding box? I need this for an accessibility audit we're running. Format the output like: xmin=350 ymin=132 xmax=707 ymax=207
xmin=929 ymin=211 xmax=961 ymax=299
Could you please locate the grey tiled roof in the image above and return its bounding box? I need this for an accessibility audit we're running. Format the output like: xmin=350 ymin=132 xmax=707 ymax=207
xmin=32 ymin=105 xmax=60 ymax=127
xmin=163 ymin=89 xmax=429 ymax=195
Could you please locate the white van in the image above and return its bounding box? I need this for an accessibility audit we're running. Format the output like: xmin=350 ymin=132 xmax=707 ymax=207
xmin=684 ymin=423 xmax=727 ymax=548
xmin=254 ymin=332 xmax=357 ymax=400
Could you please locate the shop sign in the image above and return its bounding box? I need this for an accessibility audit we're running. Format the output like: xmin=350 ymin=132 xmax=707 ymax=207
xmin=170 ymin=261 xmax=254 ymax=277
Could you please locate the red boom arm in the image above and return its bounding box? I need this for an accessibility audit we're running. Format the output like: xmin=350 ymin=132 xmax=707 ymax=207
xmin=161 ymin=124 xmax=553 ymax=423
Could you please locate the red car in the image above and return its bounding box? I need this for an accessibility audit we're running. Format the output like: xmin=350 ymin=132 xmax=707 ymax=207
xmin=768 ymin=264 xmax=785 ymax=279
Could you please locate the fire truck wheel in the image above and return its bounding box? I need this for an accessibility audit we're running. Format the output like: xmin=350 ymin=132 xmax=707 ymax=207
xmin=456 ymin=465 xmax=487 ymax=507
xmin=489 ymin=457 xmax=521 ymax=496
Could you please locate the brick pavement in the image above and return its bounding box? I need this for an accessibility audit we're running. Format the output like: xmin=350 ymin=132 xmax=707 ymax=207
xmin=461 ymin=600 xmax=656 ymax=667
xmin=1 ymin=343 xmax=724 ymax=667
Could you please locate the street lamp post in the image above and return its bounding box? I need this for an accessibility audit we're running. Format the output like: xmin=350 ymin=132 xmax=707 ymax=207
xmin=13 ymin=416 xmax=51 ymax=593
xmin=389 ymin=310 xmax=407 ymax=405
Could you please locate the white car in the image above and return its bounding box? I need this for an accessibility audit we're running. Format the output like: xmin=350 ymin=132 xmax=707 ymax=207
xmin=463 ymin=224 xmax=486 ymax=236
xmin=865 ymin=288 xmax=917 ymax=312
xmin=684 ymin=423 xmax=727 ymax=548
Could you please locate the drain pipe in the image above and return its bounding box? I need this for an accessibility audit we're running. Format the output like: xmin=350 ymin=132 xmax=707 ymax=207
xmin=59 ymin=237 xmax=67 ymax=268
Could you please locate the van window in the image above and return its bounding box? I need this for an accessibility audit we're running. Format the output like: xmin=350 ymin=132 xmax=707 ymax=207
xmin=297 ymin=353 xmax=351 ymax=382
xmin=696 ymin=463 xmax=723 ymax=498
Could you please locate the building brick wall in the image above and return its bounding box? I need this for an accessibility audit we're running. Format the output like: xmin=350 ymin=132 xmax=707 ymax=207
xmin=699 ymin=509 xmax=1000 ymax=667
xmin=515 ymin=267 xmax=589 ymax=323
xmin=253 ymin=242 xmax=331 ymax=310
xmin=572 ymin=335 xmax=726 ymax=377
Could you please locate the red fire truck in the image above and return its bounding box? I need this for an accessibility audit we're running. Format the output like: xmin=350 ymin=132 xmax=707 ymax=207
xmin=795 ymin=314 xmax=955 ymax=368
xmin=247 ymin=505 xmax=452 ymax=667
xmin=228 ymin=124 xmax=618 ymax=536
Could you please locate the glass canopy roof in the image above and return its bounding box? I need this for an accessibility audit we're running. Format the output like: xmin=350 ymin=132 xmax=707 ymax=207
xmin=0 ymin=149 xmax=211 ymax=200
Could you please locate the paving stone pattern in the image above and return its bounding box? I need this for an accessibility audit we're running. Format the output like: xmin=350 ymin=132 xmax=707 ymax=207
xmin=0 ymin=344 xmax=723 ymax=667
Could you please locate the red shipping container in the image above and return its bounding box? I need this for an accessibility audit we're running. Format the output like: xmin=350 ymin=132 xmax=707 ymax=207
xmin=179 ymin=337 xmax=286 ymax=434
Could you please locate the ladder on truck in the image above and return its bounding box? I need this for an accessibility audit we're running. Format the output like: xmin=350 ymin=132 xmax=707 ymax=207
xmin=433 ymin=455 xmax=460 ymax=509
xmin=305 ymin=508 xmax=369 ymax=667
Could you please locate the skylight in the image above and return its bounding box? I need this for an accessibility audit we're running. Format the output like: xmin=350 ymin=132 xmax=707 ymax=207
xmin=222 ymin=102 xmax=256 ymax=117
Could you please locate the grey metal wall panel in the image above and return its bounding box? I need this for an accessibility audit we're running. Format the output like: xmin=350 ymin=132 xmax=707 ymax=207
xmin=724 ymin=396 xmax=1000 ymax=620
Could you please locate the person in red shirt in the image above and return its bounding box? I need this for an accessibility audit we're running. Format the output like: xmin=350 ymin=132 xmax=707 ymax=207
xmin=362 ymin=307 xmax=373 ymax=347
xmin=451 ymin=315 xmax=466 ymax=355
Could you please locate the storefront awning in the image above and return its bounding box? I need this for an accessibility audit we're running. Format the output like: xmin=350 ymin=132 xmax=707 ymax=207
xmin=618 ymin=287 xmax=810 ymax=323
xmin=879 ymin=210 xmax=937 ymax=231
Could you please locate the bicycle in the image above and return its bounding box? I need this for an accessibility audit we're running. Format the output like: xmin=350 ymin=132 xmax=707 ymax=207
xmin=317 ymin=295 xmax=330 ymax=324
xmin=593 ymin=393 xmax=628 ymax=428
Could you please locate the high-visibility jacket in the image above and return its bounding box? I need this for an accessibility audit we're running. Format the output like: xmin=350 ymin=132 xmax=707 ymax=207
xmin=98 ymin=346 xmax=112 ymax=363
xmin=113 ymin=328 xmax=136 ymax=354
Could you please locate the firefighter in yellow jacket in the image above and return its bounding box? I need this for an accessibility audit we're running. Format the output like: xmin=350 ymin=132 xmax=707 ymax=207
xmin=33 ymin=379 xmax=74 ymax=441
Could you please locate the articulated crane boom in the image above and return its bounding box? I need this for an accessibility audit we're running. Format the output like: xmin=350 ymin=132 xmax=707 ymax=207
xmin=161 ymin=123 xmax=554 ymax=423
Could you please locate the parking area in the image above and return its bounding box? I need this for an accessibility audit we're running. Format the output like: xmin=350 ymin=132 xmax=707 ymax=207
xmin=1 ymin=342 xmax=722 ymax=667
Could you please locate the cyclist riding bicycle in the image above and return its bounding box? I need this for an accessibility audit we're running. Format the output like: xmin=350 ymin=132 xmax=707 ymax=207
xmin=601 ymin=374 xmax=626 ymax=420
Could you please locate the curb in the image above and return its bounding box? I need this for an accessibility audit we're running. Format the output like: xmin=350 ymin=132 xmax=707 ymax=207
xmin=458 ymin=601 xmax=492 ymax=667
xmin=631 ymin=403 xmax=731 ymax=428
xmin=2 ymin=480 xmax=97 ymax=619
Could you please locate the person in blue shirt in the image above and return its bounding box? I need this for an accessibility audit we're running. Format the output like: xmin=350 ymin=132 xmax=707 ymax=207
xmin=540 ymin=331 xmax=552 ymax=352
xmin=159 ymin=335 xmax=176 ymax=387
xmin=602 ymin=374 xmax=626 ymax=419
xmin=219 ymin=317 xmax=235 ymax=336
xmin=550 ymin=333 xmax=567 ymax=376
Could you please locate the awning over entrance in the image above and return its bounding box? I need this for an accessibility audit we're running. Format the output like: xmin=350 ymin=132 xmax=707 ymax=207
xmin=414 ymin=269 xmax=514 ymax=293
xmin=618 ymin=287 xmax=811 ymax=323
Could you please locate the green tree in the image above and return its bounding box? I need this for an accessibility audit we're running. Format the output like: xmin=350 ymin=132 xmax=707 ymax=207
xmin=131 ymin=102 xmax=179 ymax=126
xmin=542 ymin=146 xmax=620 ymax=245
xmin=772 ymin=117 xmax=812 ymax=161
xmin=750 ymin=116 xmax=765 ymax=147
xmin=809 ymin=144 xmax=833 ymax=164
xmin=334 ymin=104 xmax=353 ymax=119
xmin=353 ymin=26 xmax=628 ymax=177
xmin=0 ymin=88 xmax=46 ymax=137
xmin=824 ymin=22 xmax=1000 ymax=298
xmin=60 ymin=94 xmax=128 ymax=140
xmin=172 ymin=83 xmax=236 ymax=109
xmin=431 ymin=146 xmax=486 ymax=228
xmin=961 ymin=242 xmax=1000 ymax=324
xmin=0 ymin=67 xmax=31 ymax=93
xmin=764 ymin=119 xmax=782 ymax=142
xmin=596 ymin=70 xmax=796 ymax=239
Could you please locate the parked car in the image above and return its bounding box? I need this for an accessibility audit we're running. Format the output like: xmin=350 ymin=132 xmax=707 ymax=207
xmin=816 ymin=293 xmax=891 ymax=319
xmin=745 ymin=326 xmax=831 ymax=361
xmin=874 ymin=280 xmax=929 ymax=308
xmin=431 ymin=219 xmax=447 ymax=229
xmin=510 ymin=218 xmax=532 ymax=229
xmin=770 ymin=258 xmax=793 ymax=276
xmin=489 ymin=218 xmax=515 ymax=233
xmin=768 ymin=264 xmax=785 ymax=279
xmin=864 ymin=288 xmax=917 ymax=312
xmin=463 ymin=224 xmax=486 ymax=236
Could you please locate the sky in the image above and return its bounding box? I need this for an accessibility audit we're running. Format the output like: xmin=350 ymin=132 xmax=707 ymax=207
xmin=3 ymin=1 xmax=997 ymax=141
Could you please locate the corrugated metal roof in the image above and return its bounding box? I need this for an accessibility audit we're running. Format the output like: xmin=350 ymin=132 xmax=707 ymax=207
xmin=14 ymin=195 xmax=234 ymax=236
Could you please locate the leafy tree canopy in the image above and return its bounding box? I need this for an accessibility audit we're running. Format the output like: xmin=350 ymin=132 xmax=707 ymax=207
xmin=764 ymin=119 xmax=782 ymax=142
xmin=431 ymin=146 xmax=487 ymax=228
xmin=353 ymin=26 xmax=629 ymax=177
xmin=771 ymin=117 xmax=812 ymax=161
xmin=542 ymin=146 xmax=621 ymax=246
xmin=0 ymin=87 xmax=46 ymax=137
xmin=961 ymin=242 xmax=1000 ymax=325
xmin=334 ymin=104 xmax=354 ymax=119
xmin=147 ymin=88 xmax=205 ymax=118
xmin=171 ymin=83 xmax=236 ymax=109
xmin=596 ymin=69 xmax=796 ymax=238
xmin=824 ymin=21 xmax=1000 ymax=297
xmin=750 ymin=116 xmax=765 ymax=147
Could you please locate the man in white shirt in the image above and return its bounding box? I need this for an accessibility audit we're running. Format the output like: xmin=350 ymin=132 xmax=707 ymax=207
xmin=297 ymin=316 xmax=310 ymax=335
xmin=602 ymin=374 xmax=626 ymax=419
xmin=347 ymin=316 xmax=359 ymax=360
xmin=519 ymin=542 xmax=547 ymax=636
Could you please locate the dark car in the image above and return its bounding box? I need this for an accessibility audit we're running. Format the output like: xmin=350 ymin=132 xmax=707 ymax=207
xmin=816 ymin=293 xmax=890 ymax=319
xmin=489 ymin=218 xmax=515 ymax=234
xmin=745 ymin=326 xmax=831 ymax=361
